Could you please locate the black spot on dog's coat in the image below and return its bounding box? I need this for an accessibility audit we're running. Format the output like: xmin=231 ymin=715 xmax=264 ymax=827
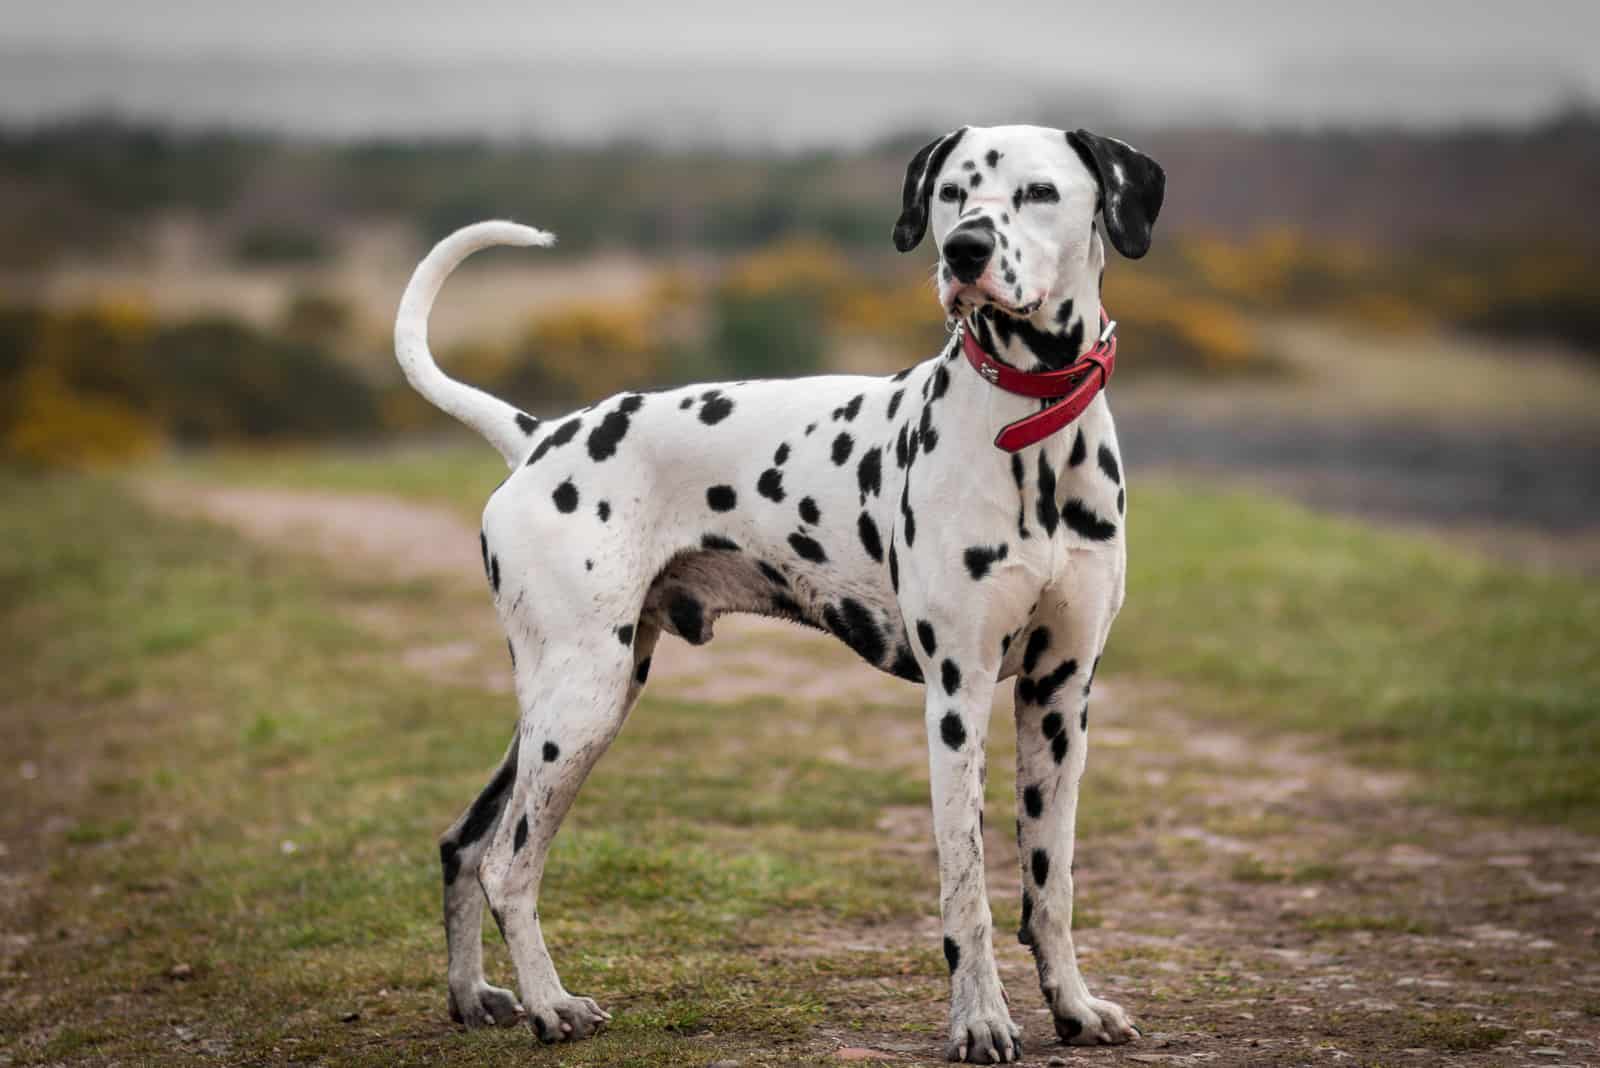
xmin=823 ymin=597 xmax=886 ymax=664
xmin=887 ymin=389 xmax=905 ymax=421
xmin=757 ymin=468 xmax=786 ymax=502
xmin=941 ymin=658 xmax=962 ymax=696
xmin=940 ymin=711 xmax=967 ymax=750
xmin=701 ymin=533 xmax=740 ymax=552
xmin=1036 ymin=659 xmax=1079 ymax=708
xmin=857 ymin=511 xmax=883 ymax=562
xmin=758 ymin=560 xmax=788 ymax=587
xmin=543 ymin=741 xmax=560 ymax=762
xmin=890 ymin=645 xmax=923 ymax=682
xmin=1023 ymin=628 xmax=1050 ymax=674
xmin=515 ymin=411 xmax=539 ymax=434
xmin=1042 ymin=711 xmax=1064 ymax=738
xmin=1019 ymin=891 xmax=1034 ymax=945
xmin=917 ymin=620 xmax=937 ymax=656
xmin=857 ymin=447 xmax=882 ymax=500
xmin=944 ymin=935 xmax=961 ymax=972
xmin=831 ymin=432 xmax=854 ymax=466
xmin=1117 ymin=487 xmax=1126 ymax=515
xmin=985 ymin=149 xmax=1002 ymax=168
xmin=441 ymin=753 xmax=516 ymax=883
xmin=918 ymin=405 xmax=939 ymax=453
xmin=899 ymin=483 xmax=917 ymax=547
xmin=525 ymin=416 xmax=582 ymax=466
xmin=888 ymin=542 xmax=900 ymax=591
xmin=1097 ymin=443 xmax=1121 ymax=484
xmin=669 ymin=594 xmax=707 ymax=644
xmin=699 ymin=391 xmax=734 ymax=425
xmin=1036 ymin=453 xmax=1059 ymax=535
xmin=963 ymin=543 xmax=1008 ymax=579
xmin=789 ymin=531 xmax=827 ymax=564
xmin=707 ymin=484 xmax=737 ymax=511
xmin=596 ymin=499 xmax=611 ymax=522
xmin=1063 ymin=498 xmax=1117 ymax=541
xmin=773 ymin=442 xmax=790 ymax=466
xmin=799 ymin=497 xmax=821 ymax=525
xmin=616 ymin=624 xmax=634 ymax=646
xmin=513 ymin=814 xmax=528 ymax=853
xmin=635 ymin=657 xmax=652 ymax=685
xmin=489 ymin=555 xmax=501 ymax=594
xmin=1068 ymin=428 xmax=1087 ymax=467
xmin=552 ymin=479 xmax=579 ymax=513
xmin=1031 ymin=848 xmax=1050 ymax=887
xmin=1023 ymin=783 xmax=1043 ymax=819
xmin=586 ymin=393 xmax=644 ymax=461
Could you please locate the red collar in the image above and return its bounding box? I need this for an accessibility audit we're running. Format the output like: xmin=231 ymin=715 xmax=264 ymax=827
xmin=960 ymin=309 xmax=1118 ymax=452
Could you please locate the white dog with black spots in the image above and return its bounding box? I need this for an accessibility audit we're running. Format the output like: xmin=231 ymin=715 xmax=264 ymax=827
xmin=396 ymin=123 xmax=1164 ymax=1063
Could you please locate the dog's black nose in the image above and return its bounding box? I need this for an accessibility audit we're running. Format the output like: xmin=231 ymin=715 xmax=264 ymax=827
xmin=942 ymin=227 xmax=995 ymax=284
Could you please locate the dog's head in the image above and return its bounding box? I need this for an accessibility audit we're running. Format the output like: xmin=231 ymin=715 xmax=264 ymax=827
xmin=892 ymin=124 xmax=1165 ymax=318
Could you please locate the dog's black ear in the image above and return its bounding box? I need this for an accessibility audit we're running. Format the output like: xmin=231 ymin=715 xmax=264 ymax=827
xmin=1066 ymin=130 xmax=1165 ymax=259
xmin=893 ymin=127 xmax=967 ymax=252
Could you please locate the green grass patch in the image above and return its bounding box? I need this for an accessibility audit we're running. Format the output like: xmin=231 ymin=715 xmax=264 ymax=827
xmin=0 ymin=472 xmax=946 ymax=1065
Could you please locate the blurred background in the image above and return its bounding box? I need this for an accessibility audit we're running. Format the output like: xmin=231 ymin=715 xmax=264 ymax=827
xmin=4 ymin=4 xmax=1600 ymax=1065
xmin=3 ymin=0 xmax=1598 ymax=565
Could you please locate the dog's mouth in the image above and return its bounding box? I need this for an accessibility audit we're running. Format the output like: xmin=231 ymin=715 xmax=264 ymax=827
xmin=943 ymin=281 xmax=1044 ymax=320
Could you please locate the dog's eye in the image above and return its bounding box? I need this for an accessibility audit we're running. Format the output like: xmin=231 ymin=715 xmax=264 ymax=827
xmin=938 ymin=182 xmax=961 ymax=203
xmin=1025 ymin=183 xmax=1059 ymax=204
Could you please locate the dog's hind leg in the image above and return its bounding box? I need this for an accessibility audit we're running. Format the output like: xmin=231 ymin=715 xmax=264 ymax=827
xmin=1012 ymin=562 xmax=1135 ymax=1047
xmin=476 ymin=625 xmax=648 ymax=1044
xmin=439 ymin=735 xmax=524 ymax=1028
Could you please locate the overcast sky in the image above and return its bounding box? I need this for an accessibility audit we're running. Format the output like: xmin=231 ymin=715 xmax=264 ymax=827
xmin=3 ymin=0 xmax=1595 ymax=142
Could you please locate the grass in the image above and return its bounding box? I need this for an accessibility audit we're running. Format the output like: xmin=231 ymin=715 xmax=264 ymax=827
xmin=0 ymin=472 xmax=951 ymax=1065
xmin=179 ymin=439 xmax=1600 ymax=830
xmin=5 ymin=451 xmax=1597 ymax=1064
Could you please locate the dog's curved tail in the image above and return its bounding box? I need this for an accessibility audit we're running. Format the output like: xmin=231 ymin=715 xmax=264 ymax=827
xmin=394 ymin=220 xmax=556 ymax=468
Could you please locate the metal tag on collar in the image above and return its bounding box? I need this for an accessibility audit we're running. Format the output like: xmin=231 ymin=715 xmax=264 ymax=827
xmin=979 ymin=363 xmax=999 ymax=383
xmin=1099 ymin=318 xmax=1118 ymax=346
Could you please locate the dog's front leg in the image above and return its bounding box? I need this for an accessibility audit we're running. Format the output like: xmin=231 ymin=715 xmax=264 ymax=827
xmin=925 ymin=673 xmax=1022 ymax=1063
xmin=1012 ymin=568 xmax=1136 ymax=1046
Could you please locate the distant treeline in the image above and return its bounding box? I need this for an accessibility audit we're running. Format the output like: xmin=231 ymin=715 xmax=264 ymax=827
xmin=3 ymin=112 xmax=1599 ymax=269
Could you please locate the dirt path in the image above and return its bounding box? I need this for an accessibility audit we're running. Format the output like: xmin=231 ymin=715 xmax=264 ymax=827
xmin=138 ymin=480 xmax=1600 ymax=1066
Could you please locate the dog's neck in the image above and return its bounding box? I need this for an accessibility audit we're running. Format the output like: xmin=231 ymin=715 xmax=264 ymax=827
xmin=960 ymin=245 xmax=1105 ymax=373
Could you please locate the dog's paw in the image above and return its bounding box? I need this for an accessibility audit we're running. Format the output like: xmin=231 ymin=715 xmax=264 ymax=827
xmin=447 ymin=981 xmax=524 ymax=1029
xmin=1051 ymin=992 xmax=1137 ymax=1045
xmin=946 ymin=1005 xmax=1022 ymax=1063
xmin=527 ymin=994 xmax=611 ymax=1043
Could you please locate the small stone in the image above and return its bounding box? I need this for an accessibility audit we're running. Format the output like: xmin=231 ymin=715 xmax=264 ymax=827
xmin=1529 ymin=1048 xmax=1564 ymax=1058
xmin=279 ymin=840 xmax=298 ymax=855
xmin=1047 ymin=1058 xmax=1068 ymax=1067
xmin=166 ymin=962 xmax=194 ymax=981
xmin=339 ymin=1010 xmax=360 ymax=1023
xmin=709 ymin=1060 xmax=742 ymax=1068
xmin=19 ymin=761 xmax=37 ymax=780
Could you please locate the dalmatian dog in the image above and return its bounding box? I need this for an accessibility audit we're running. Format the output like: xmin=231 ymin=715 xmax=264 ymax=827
xmin=394 ymin=123 xmax=1163 ymax=1062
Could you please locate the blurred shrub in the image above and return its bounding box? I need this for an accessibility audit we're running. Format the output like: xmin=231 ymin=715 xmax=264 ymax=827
xmin=146 ymin=318 xmax=378 ymax=442
xmin=0 ymin=301 xmax=381 ymax=468
xmin=281 ymin=290 xmax=357 ymax=348
xmin=232 ymin=225 xmax=332 ymax=265
xmin=710 ymin=240 xmax=841 ymax=379
xmin=500 ymin=297 xmax=665 ymax=408
xmin=1101 ymin=272 xmax=1271 ymax=375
